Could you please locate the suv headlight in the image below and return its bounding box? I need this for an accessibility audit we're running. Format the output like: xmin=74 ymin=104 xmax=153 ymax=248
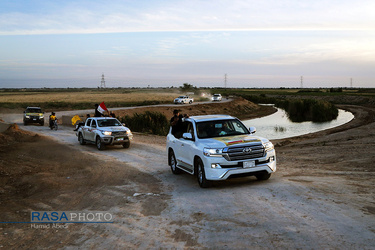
xmin=263 ymin=141 xmax=274 ymax=152
xmin=203 ymin=148 xmax=224 ymax=157
xmin=102 ymin=131 xmax=112 ymax=136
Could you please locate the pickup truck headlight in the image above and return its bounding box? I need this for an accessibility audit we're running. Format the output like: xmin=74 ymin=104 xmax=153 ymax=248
xmin=102 ymin=131 xmax=112 ymax=136
xmin=203 ymin=148 xmax=224 ymax=157
xmin=263 ymin=141 xmax=274 ymax=152
xmin=25 ymin=115 xmax=30 ymax=118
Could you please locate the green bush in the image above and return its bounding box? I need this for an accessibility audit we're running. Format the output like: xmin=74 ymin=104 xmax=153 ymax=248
xmin=240 ymin=94 xmax=338 ymax=122
xmin=278 ymin=99 xmax=338 ymax=122
xmin=119 ymin=111 xmax=169 ymax=136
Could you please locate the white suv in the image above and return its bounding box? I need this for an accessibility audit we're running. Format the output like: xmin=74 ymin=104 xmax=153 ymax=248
xmin=76 ymin=117 xmax=133 ymax=150
xmin=212 ymin=94 xmax=222 ymax=101
xmin=166 ymin=115 xmax=276 ymax=187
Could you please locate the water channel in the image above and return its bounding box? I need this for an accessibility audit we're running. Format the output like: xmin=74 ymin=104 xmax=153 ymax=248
xmin=243 ymin=106 xmax=354 ymax=140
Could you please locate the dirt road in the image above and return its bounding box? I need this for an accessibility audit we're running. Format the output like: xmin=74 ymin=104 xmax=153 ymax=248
xmin=1 ymin=103 xmax=375 ymax=249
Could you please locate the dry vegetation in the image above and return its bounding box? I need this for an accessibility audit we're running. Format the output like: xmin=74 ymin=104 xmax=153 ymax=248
xmin=0 ymin=90 xmax=181 ymax=103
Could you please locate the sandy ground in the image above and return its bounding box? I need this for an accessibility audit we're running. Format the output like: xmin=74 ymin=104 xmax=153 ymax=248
xmin=0 ymin=99 xmax=374 ymax=249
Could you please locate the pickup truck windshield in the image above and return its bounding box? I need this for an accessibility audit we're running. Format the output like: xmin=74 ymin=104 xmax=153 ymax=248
xmin=26 ymin=108 xmax=42 ymax=113
xmin=196 ymin=119 xmax=249 ymax=139
xmin=97 ymin=119 xmax=122 ymax=127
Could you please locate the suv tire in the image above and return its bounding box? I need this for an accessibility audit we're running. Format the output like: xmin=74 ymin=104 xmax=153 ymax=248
xmin=255 ymin=172 xmax=271 ymax=181
xmin=122 ymin=141 xmax=130 ymax=148
xmin=169 ymin=150 xmax=181 ymax=174
xmin=196 ymin=158 xmax=210 ymax=188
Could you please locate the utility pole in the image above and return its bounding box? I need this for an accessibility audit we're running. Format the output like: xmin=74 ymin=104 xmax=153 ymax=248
xmin=224 ymin=73 xmax=227 ymax=89
xmin=300 ymin=76 xmax=303 ymax=88
xmin=350 ymin=78 xmax=353 ymax=88
xmin=100 ymin=73 xmax=106 ymax=88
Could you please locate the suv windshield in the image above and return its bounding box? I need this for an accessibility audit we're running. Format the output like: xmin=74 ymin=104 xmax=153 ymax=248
xmin=26 ymin=108 xmax=42 ymax=113
xmin=97 ymin=119 xmax=122 ymax=127
xmin=196 ymin=119 xmax=249 ymax=139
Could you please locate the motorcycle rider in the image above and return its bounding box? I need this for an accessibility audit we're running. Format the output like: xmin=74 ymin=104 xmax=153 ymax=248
xmin=49 ymin=112 xmax=57 ymax=129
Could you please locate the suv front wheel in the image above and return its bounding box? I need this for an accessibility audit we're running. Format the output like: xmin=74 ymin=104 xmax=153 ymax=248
xmin=169 ymin=150 xmax=181 ymax=174
xmin=122 ymin=141 xmax=130 ymax=148
xmin=196 ymin=158 xmax=210 ymax=188
xmin=255 ymin=172 xmax=271 ymax=181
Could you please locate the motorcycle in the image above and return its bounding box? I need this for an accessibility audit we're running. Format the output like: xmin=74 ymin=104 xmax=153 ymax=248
xmin=50 ymin=119 xmax=58 ymax=130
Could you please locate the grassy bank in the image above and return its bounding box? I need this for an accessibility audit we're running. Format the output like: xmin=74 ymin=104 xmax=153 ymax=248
xmin=119 ymin=111 xmax=169 ymax=136
xmin=235 ymin=94 xmax=339 ymax=122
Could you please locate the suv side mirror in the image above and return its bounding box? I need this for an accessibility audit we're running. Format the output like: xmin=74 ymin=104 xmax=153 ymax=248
xmin=182 ymin=132 xmax=193 ymax=140
xmin=249 ymin=127 xmax=256 ymax=134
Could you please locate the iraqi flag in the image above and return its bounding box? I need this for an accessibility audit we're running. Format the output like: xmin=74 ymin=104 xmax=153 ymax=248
xmin=98 ymin=102 xmax=108 ymax=114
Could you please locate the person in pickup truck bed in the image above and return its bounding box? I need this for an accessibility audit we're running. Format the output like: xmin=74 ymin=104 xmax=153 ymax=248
xmin=110 ymin=112 xmax=116 ymax=118
xmin=74 ymin=114 xmax=90 ymax=131
xmin=94 ymin=104 xmax=103 ymax=117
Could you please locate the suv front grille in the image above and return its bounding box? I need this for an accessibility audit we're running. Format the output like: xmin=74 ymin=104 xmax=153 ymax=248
xmin=112 ymin=131 xmax=127 ymax=137
xmin=223 ymin=143 xmax=265 ymax=161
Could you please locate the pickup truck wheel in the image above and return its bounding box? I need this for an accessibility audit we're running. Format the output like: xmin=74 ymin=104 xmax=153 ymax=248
xmin=122 ymin=141 xmax=130 ymax=148
xmin=189 ymin=100 xmax=192 ymax=104
xmin=255 ymin=172 xmax=271 ymax=181
xmin=78 ymin=133 xmax=86 ymax=145
xmin=196 ymin=158 xmax=210 ymax=188
xmin=96 ymin=137 xmax=105 ymax=150
xmin=169 ymin=150 xmax=181 ymax=174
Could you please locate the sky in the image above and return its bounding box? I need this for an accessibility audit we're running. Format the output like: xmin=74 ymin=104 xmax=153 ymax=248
xmin=0 ymin=0 xmax=374 ymax=88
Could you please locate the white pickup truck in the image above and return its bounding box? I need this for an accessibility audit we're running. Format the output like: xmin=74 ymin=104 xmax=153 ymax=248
xmin=166 ymin=115 xmax=276 ymax=188
xmin=76 ymin=117 xmax=133 ymax=150
xmin=174 ymin=95 xmax=194 ymax=104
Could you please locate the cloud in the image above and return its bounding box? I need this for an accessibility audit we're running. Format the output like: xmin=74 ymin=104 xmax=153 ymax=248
xmin=1 ymin=0 xmax=374 ymax=35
